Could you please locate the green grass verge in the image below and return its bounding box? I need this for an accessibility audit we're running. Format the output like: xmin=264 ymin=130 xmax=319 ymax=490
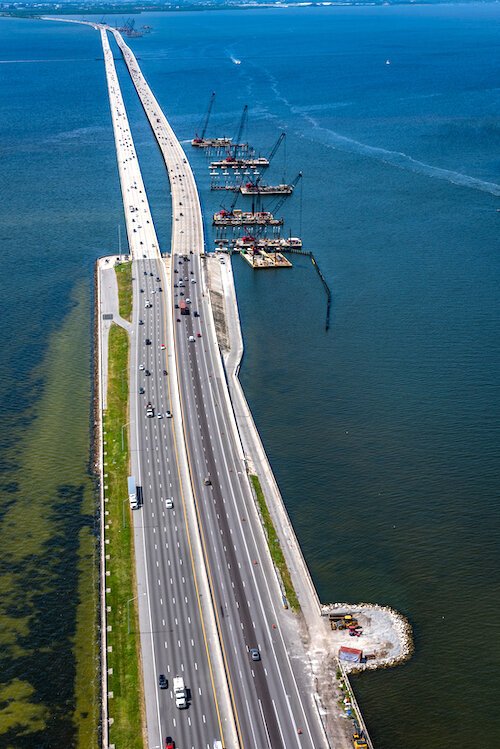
xmin=115 ymin=262 xmax=133 ymax=321
xmin=249 ymin=474 xmax=300 ymax=612
xmin=103 ymin=324 xmax=144 ymax=749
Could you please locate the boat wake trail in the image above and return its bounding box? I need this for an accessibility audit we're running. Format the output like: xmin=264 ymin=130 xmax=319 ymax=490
xmin=258 ymin=63 xmax=500 ymax=197
xmin=300 ymin=116 xmax=500 ymax=196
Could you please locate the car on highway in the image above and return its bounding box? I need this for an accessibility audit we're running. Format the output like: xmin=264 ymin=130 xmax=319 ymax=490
xmin=139 ymin=364 xmax=145 ymax=370
xmin=145 ymin=338 xmax=151 ymax=345
xmin=145 ymin=300 xmax=152 ymax=308
xmin=139 ymin=387 xmax=145 ymax=394
xmin=139 ymin=319 xmax=144 ymax=325
xmin=145 ymin=369 xmax=151 ymax=376
xmin=157 ymin=413 xmax=163 ymax=419
xmin=158 ymin=674 xmax=168 ymax=689
xmin=165 ymin=738 xmax=175 ymax=749
xmin=188 ymin=335 xmax=195 ymax=342
xmin=163 ymin=370 xmax=168 ymax=376
xmin=203 ymin=476 xmax=211 ymax=486
xmin=165 ymin=410 xmax=172 ymax=418
xmin=165 ymin=497 xmax=173 ymax=509
xmin=249 ymin=648 xmax=261 ymax=662
xmin=160 ymin=344 xmax=166 ymax=350
xmin=191 ymin=279 xmax=196 ymax=284
xmin=197 ymin=332 xmax=202 ymax=338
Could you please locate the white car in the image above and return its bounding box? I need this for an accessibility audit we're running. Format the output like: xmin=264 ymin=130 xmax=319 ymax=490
xmin=188 ymin=335 xmax=195 ymax=342
xmin=165 ymin=410 xmax=172 ymax=418
xmin=160 ymin=344 xmax=166 ymax=350
xmin=191 ymin=279 xmax=196 ymax=284
xmin=165 ymin=497 xmax=174 ymax=509
xmin=139 ymin=364 xmax=145 ymax=371
xmin=157 ymin=413 xmax=163 ymax=419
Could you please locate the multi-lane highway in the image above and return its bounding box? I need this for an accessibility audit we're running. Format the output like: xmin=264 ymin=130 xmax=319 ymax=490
xmin=107 ymin=28 xmax=328 ymax=749
xmin=101 ymin=28 xmax=230 ymax=749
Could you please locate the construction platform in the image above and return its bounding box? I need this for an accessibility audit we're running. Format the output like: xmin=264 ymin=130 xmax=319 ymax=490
xmin=192 ymin=137 xmax=233 ymax=149
xmin=211 ymin=183 xmax=294 ymax=194
xmin=235 ymin=236 xmax=302 ymax=250
xmin=240 ymin=183 xmax=294 ymax=195
xmin=213 ymin=210 xmax=283 ymax=227
xmin=210 ymin=157 xmax=269 ymax=169
xmin=240 ymin=248 xmax=293 ymax=269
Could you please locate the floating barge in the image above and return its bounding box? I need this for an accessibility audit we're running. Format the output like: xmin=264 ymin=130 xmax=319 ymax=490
xmin=212 ymin=209 xmax=283 ymax=227
xmin=239 ymin=247 xmax=293 ymax=269
xmin=234 ymin=235 xmax=302 ymax=250
xmin=240 ymin=182 xmax=294 ymax=196
xmin=192 ymin=137 xmax=233 ymax=149
xmin=210 ymin=156 xmax=269 ymax=169
xmin=211 ymin=182 xmax=294 ymax=194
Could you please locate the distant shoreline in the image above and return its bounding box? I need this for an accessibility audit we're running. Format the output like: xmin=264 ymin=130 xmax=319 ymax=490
xmin=2 ymin=0 xmax=499 ymax=20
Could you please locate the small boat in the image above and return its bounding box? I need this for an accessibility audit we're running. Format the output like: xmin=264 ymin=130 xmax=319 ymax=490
xmin=385 ymin=59 xmax=391 ymax=65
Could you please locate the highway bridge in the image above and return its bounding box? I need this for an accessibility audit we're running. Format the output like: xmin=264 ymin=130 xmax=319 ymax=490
xmin=100 ymin=24 xmax=328 ymax=749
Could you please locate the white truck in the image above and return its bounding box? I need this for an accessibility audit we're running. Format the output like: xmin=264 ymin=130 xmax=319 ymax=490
xmin=127 ymin=476 xmax=138 ymax=510
xmin=173 ymin=676 xmax=187 ymax=709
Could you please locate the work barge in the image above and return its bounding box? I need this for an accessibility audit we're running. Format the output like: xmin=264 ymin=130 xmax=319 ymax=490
xmin=192 ymin=95 xmax=306 ymax=270
xmin=213 ymin=209 xmax=284 ymax=227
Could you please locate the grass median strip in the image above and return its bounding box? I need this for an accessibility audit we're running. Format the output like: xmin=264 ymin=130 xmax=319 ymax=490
xmin=249 ymin=474 xmax=300 ymax=613
xmin=103 ymin=323 xmax=144 ymax=749
xmin=115 ymin=261 xmax=133 ymax=321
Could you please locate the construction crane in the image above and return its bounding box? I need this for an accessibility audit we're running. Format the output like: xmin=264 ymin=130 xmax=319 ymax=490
xmin=230 ymin=105 xmax=248 ymax=153
xmin=195 ymin=92 xmax=216 ymax=141
xmin=252 ymin=132 xmax=286 ymax=187
xmin=268 ymin=171 xmax=303 ymax=211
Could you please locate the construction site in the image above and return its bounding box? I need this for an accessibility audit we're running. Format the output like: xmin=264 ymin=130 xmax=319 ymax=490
xmin=192 ymin=94 xmax=305 ymax=270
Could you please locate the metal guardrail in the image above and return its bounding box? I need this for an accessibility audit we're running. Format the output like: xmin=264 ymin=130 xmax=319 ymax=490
xmin=337 ymin=660 xmax=375 ymax=749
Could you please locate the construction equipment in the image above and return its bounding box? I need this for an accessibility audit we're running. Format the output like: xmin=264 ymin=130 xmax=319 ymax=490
xmin=353 ymin=733 xmax=368 ymax=749
xmin=269 ymin=171 xmax=302 ymax=214
xmin=251 ymin=132 xmax=285 ymax=188
xmin=192 ymin=93 xmax=232 ymax=148
xmin=196 ymin=91 xmax=215 ymax=142
xmin=231 ymin=104 xmax=248 ymax=154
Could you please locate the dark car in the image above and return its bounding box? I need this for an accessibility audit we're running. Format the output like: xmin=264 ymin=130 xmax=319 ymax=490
xmin=150 ymin=272 xmax=154 ymax=277
xmin=140 ymin=288 xmax=144 ymax=293
xmin=156 ymin=276 xmax=160 ymax=281
xmin=139 ymin=319 xmax=144 ymax=325
xmin=139 ymin=387 xmax=145 ymax=395
xmin=249 ymin=648 xmax=260 ymax=662
xmin=145 ymin=338 xmax=152 ymax=345
xmin=175 ymin=304 xmax=179 ymax=309
xmin=145 ymin=369 xmax=151 ymax=376
xmin=158 ymin=674 xmax=167 ymax=689
xmin=193 ymin=311 xmax=199 ymax=317
xmin=158 ymin=287 xmax=162 ymax=292
xmin=174 ymin=283 xmax=178 ymax=288
xmin=163 ymin=369 xmax=168 ymax=376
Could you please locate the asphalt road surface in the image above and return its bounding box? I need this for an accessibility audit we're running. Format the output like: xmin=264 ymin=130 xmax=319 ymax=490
xmin=110 ymin=29 xmax=328 ymax=749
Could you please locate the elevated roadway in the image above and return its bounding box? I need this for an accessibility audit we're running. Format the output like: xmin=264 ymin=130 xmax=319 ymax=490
xmin=101 ymin=28 xmax=230 ymax=749
xmin=109 ymin=28 xmax=328 ymax=749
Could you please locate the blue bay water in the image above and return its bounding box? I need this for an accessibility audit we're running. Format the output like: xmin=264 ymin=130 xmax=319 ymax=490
xmin=1 ymin=5 xmax=499 ymax=747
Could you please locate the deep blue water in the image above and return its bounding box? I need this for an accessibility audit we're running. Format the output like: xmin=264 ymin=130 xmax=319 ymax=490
xmin=1 ymin=6 xmax=499 ymax=747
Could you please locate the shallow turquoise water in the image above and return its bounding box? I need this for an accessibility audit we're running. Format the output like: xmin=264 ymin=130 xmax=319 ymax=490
xmin=1 ymin=6 xmax=499 ymax=747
